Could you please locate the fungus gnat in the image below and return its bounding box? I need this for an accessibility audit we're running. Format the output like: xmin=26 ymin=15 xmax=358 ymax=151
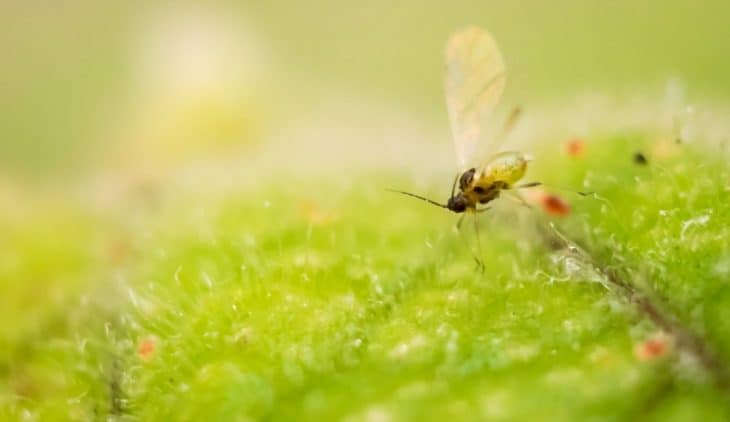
xmin=389 ymin=26 xmax=545 ymax=267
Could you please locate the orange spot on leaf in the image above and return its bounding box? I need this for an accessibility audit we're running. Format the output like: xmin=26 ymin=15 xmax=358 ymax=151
xmin=566 ymin=138 xmax=586 ymax=157
xmin=138 ymin=337 xmax=156 ymax=361
xmin=634 ymin=335 xmax=672 ymax=361
xmin=523 ymin=189 xmax=571 ymax=217
xmin=541 ymin=194 xmax=571 ymax=216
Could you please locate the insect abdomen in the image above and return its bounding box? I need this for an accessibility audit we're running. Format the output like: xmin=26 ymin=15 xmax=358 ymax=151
xmin=478 ymin=151 xmax=529 ymax=185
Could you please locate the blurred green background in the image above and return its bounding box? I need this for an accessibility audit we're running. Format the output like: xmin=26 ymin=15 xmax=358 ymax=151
xmin=2 ymin=0 xmax=729 ymax=180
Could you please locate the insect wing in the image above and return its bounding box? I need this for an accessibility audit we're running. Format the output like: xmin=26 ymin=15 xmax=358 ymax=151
xmin=445 ymin=26 xmax=506 ymax=170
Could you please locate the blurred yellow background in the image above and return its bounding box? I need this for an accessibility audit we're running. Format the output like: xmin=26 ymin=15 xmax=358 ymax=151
xmin=2 ymin=0 xmax=729 ymax=180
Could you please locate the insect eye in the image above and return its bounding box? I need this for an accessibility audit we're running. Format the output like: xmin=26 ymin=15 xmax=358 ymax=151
xmin=473 ymin=186 xmax=485 ymax=194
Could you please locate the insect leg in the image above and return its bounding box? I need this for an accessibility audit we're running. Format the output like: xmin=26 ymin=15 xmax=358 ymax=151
xmin=504 ymin=190 xmax=533 ymax=209
xmin=473 ymin=214 xmax=485 ymax=272
xmin=513 ymin=181 xmax=594 ymax=198
xmin=456 ymin=214 xmax=466 ymax=230
xmin=456 ymin=214 xmax=484 ymax=271
xmin=513 ymin=181 xmax=542 ymax=189
xmin=450 ymin=172 xmax=460 ymax=199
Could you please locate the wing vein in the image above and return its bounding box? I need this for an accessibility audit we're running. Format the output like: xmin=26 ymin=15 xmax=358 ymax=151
xmin=444 ymin=26 xmax=506 ymax=170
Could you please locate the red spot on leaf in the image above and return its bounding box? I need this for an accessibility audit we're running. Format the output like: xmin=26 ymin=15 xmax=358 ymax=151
xmin=634 ymin=335 xmax=671 ymax=361
xmin=541 ymin=194 xmax=571 ymax=217
xmin=522 ymin=189 xmax=571 ymax=217
xmin=566 ymin=138 xmax=586 ymax=157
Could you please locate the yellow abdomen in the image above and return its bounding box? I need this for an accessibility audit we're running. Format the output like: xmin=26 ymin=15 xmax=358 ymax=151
xmin=475 ymin=151 xmax=529 ymax=187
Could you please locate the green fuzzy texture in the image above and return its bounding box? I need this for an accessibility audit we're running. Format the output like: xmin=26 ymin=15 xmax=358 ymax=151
xmin=2 ymin=134 xmax=730 ymax=421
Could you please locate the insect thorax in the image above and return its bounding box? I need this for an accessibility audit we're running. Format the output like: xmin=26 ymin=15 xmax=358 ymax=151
xmin=458 ymin=168 xmax=476 ymax=191
xmin=466 ymin=180 xmax=507 ymax=205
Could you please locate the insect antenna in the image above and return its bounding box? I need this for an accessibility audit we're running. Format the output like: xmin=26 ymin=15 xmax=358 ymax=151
xmin=387 ymin=189 xmax=448 ymax=209
xmin=450 ymin=172 xmax=460 ymax=199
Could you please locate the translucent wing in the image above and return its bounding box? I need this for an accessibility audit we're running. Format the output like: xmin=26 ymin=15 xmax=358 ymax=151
xmin=445 ymin=26 xmax=506 ymax=170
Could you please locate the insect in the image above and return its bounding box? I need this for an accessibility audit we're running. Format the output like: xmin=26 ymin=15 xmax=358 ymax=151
xmin=391 ymin=27 xmax=542 ymax=214
xmin=389 ymin=26 xmax=546 ymax=267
